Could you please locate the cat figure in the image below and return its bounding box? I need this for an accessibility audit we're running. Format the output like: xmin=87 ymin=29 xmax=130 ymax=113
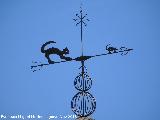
xmin=41 ymin=41 xmax=72 ymax=64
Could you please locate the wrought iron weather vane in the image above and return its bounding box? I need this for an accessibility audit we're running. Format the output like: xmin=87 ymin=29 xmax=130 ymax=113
xmin=31 ymin=6 xmax=133 ymax=119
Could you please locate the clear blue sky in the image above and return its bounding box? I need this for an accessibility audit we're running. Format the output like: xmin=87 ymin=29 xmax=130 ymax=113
xmin=0 ymin=0 xmax=160 ymax=120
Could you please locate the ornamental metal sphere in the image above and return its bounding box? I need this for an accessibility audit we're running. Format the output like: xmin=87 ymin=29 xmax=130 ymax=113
xmin=74 ymin=73 xmax=92 ymax=91
xmin=71 ymin=92 xmax=96 ymax=117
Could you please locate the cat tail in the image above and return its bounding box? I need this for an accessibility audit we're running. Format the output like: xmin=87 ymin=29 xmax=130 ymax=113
xmin=41 ymin=41 xmax=56 ymax=53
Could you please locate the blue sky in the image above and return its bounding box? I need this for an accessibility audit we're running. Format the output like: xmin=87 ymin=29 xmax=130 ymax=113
xmin=0 ymin=0 xmax=160 ymax=120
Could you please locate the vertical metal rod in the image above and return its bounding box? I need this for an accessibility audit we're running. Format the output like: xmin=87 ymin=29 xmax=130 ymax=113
xmin=81 ymin=60 xmax=85 ymax=116
xmin=80 ymin=8 xmax=85 ymax=116
xmin=80 ymin=9 xmax=84 ymax=56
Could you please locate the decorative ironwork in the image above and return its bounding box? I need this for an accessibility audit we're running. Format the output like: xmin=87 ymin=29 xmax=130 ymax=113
xmin=31 ymin=5 xmax=133 ymax=119
xmin=71 ymin=92 xmax=96 ymax=117
xmin=74 ymin=72 xmax=92 ymax=91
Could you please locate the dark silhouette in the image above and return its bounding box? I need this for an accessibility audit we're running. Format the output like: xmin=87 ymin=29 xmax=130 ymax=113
xmin=119 ymin=47 xmax=133 ymax=55
xmin=31 ymin=47 xmax=133 ymax=72
xmin=31 ymin=6 xmax=133 ymax=119
xmin=41 ymin=41 xmax=72 ymax=64
xmin=106 ymin=44 xmax=118 ymax=54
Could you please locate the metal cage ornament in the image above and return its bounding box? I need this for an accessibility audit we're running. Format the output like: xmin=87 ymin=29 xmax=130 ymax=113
xmin=74 ymin=72 xmax=92 ymax=91
xmin=71 ymin=91 xmax=96 ymax=117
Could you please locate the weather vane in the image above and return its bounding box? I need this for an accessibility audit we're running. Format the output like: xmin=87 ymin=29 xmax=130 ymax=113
xmin=31 ymin=5 xmax=133 ymax=120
